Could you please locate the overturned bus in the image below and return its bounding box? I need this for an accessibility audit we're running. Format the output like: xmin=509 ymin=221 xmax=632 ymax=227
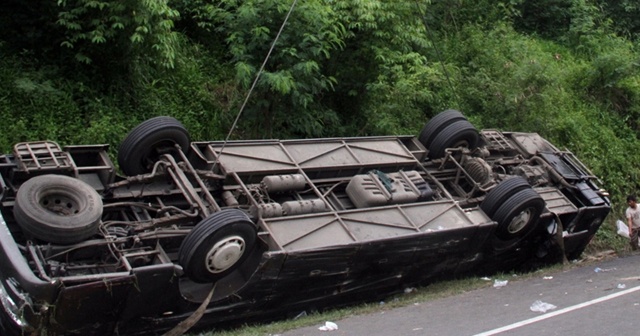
xmin=0 ymin=110 xmax=610 ymax=335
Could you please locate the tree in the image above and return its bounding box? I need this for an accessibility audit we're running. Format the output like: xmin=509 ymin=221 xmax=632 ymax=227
xmin=56 ymin=0 xmax=181 ymax=74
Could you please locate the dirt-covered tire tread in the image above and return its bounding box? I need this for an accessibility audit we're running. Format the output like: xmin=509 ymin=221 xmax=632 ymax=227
xmin=13 ymin=174 xmax=103 ymax=245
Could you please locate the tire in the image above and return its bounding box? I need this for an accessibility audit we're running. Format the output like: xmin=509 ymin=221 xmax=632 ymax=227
xmin=118 ymin=116 xmax=190 ymax=176
xmin=418 ymin=109 xmax=467 ymax=149
xmin=13 ymin=175 xmax=103 ymax=245
xmin=427 ymin=119 xmax=480 ymax=159
xmin=178 ymin=209 xmax=257 ymax=283
xmin=493 ymin=188 xmax=545 ymax=240
xmin=480 ymin=176 xmax=531 ymax=218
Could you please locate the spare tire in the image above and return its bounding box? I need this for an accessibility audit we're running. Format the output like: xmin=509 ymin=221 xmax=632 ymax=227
xmin=118 ymin=116 xmax=190 ymax=176
xmin=14 ymin=175 xmax=103 ymax=245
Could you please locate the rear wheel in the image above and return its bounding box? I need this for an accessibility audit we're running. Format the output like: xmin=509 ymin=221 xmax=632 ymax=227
xmin=178 ymin=210 xmax=257 ymax=283
xmin=480 ymin=176 xmax=531 ymax=218
xmin=418 ymin=109 xmax=467 ymax=149
xmin=493 ymin=188 xmax=545 ymax=240
xmin=118 ymin=116 xmax=190 ymax=176
xmin=427 ymin=119 xmax=480 ymax=159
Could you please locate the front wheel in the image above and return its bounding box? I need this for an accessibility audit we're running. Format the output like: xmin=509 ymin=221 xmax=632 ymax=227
xmin=178 ymin=210 xmax=257 ymax=283
xmin=118 ymin=116 xmax=190 ymax=176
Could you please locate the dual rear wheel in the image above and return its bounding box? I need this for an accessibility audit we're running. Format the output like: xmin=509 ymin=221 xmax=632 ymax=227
xmin=481 ymin=177 xmax=546 ymax=249
xmin=419 ymin=109 xmax=480 ymax=159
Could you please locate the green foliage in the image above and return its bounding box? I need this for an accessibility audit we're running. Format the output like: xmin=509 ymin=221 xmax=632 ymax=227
xmin=56 ymin=0 xmax=181 ymax=69
xmin=596 ymin=0 xmax=640 ymax=41
xmin=127 ymin=40 xmax=233 ymax=141
xmin=423 ymin=0 xmax=522 ymax=31
xmin=0 ymin=51 xmax=110 ymax=150
xmin=0 ymin=36 xmax=232 ymax=160
xmin=435 ymin=24 xmax=565 ymax=129
xmin=327 ymin=0 xmax=438 ymax=135
xmin=226 ymin=0 xmax=347 ymax=138
xmin=511 ymin=0 xmax=605 ymax=43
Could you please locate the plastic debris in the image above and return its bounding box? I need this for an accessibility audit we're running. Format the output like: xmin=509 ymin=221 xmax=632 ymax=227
xmin=617 ymin=219 xmax=630 ymax=239
xmin=594 ymin=267 xmax=616 ymax=273
xmin=481 ymin=277 xmax=491 ymax=281
xmin=530 ymin=300 xmax=557 ymax=313
xmin=318 ymin=321 xmax=338 ymax=331
xmin=404 ymin=287 xmax=417 ymax=294
xmin=617 ymin=284 xmax=627 ymax=289
xmin=543 ymin=276 xmax=553 ymax=280
xmin=493 ymin=279 xmax=508 ymax=288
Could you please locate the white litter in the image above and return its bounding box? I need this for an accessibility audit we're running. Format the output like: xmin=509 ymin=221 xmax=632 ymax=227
xmin=493 ymin=279 xmax=508 ymax=288
xmin=617 ymin=283 xmax=627 ymax=289
xmin=318 ymin=321 xmax=338 ymax=331
xmin=530 ymin=300 xmax=557 ymax=313
xmin=617 ymin=219 xmax=630 ymax=239
xmin=543 ymin=276 xmax=553 ymax=280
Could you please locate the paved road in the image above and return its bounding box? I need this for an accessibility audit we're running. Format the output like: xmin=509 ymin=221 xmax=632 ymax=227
xmin=277 ymin=254 xmax=640 ymax=336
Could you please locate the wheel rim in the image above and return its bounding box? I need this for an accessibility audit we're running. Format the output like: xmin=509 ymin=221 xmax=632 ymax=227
xmin=507 ymin=207 xmax=533 ymax=234
xmin=205 ymin=235 xmax=246 ymax=273
xmin=40 ymin=191 xmax=81 ymax=216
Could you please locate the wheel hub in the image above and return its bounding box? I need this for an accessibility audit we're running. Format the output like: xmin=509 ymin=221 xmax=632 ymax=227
xmin=507 ymin=207 xmax=533 ymax=234
xmin=40 ymin=194 xmax=80 ymax=216
xmin=205 ymin=235 xmax=246 ymax=273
